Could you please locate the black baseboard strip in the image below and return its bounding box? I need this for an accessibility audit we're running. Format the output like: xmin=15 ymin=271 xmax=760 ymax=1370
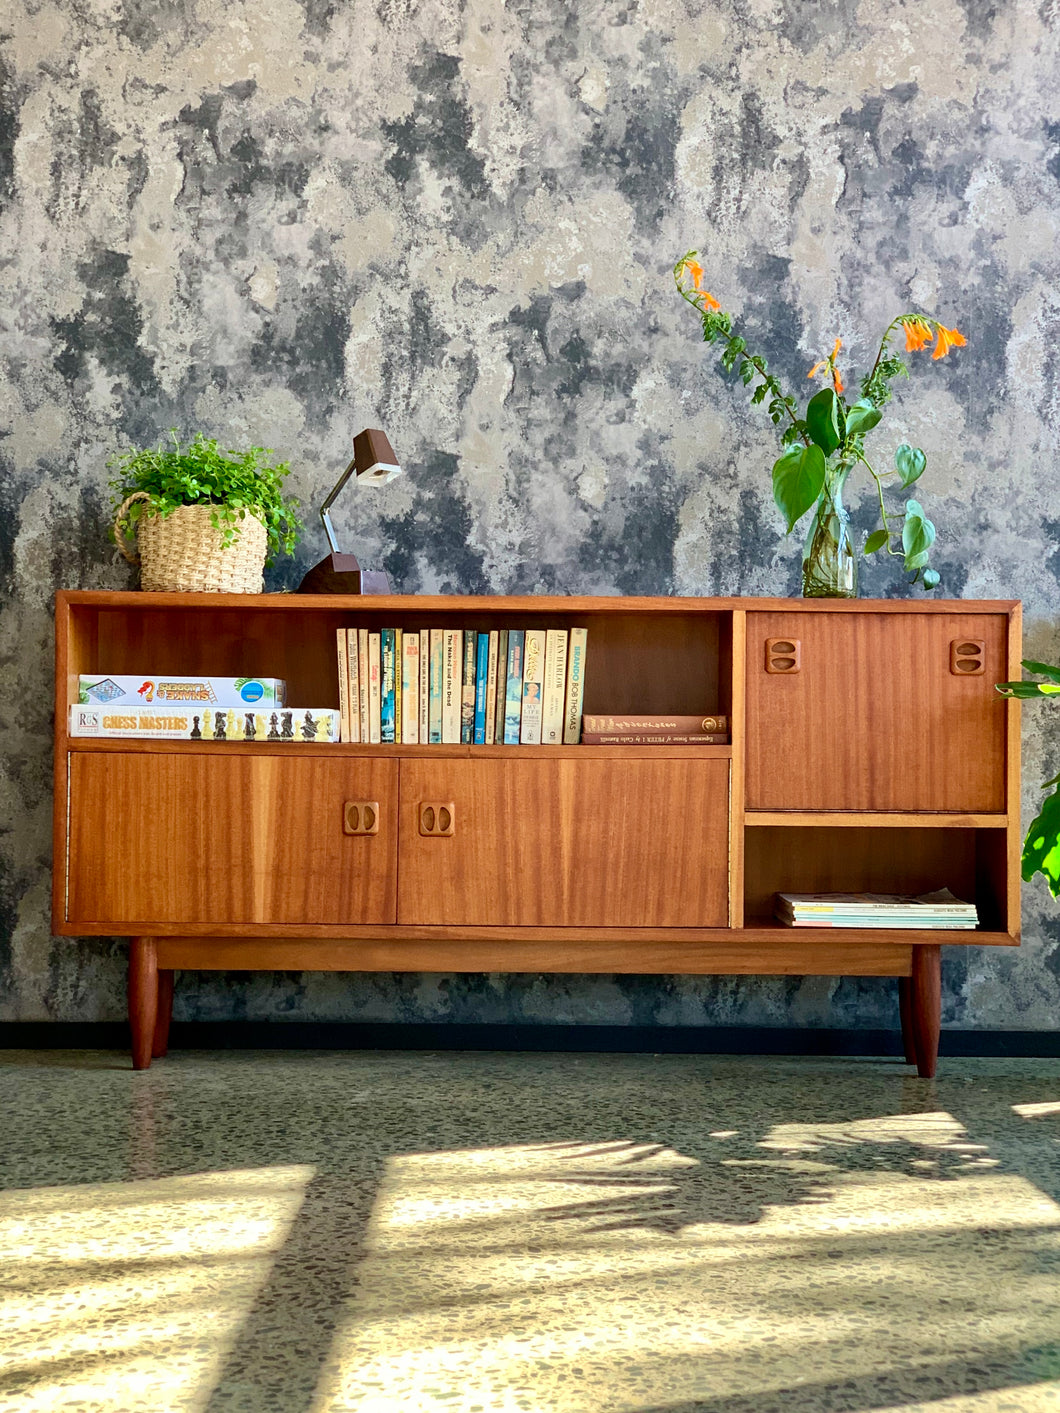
xmin=1 ymin=1022 xmax=1060 ymax=1058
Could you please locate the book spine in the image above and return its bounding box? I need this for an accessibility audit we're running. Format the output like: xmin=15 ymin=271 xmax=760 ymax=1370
xmin=346 ymin=629 xmax=361 ymax=743
xmin=430 ymin=629 xmax=445 ymax=743
xmin=563 ymin=627 xmax=588 ymax=743
xmin=336 ymin=628 xmax=350 ymax=743
xmin=461 ymin=629 xmax=476 ymax=744
xmin=503 ymin=630 xmax=524 ymax=745
xmin=484 ymin=630 xmax=499 ymax=745
xmin=581 ymin=714 xmax=728 ymax=734
xmin=473 ymin=632 xmax=489 ymax=744
xmin=394 ymin=628 xmax=402 ymax=746
xmin=494 ymin=628 xmax=508 ymax=744
xmin=580 ymin=732 xmax=729 ymax=745
xmin=380 ymin=628 xmax=396 ymax=744
xmin=368 ymin=632 xmax=382 ymax=744
xmin=442 ymin=629 xmax=461 ymax=743
xmin=358 ymin=629 xmax=370 ymax=744
xmin=419 ymin=629 xmax=430 ymax=744
xmin=520 ymin=628 xmax=545 ymax=744
xmin=402 ymin=633 xmax=420 ymax=744
xmin=541 ymin=629 xmax=568 ymax=745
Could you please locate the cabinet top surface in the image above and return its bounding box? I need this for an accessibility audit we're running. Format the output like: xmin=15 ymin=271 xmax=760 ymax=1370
xmin=56 ymin=590 xmax=1021 ymax=614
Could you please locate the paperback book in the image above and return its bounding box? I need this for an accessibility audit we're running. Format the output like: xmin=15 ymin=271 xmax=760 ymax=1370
xmin=503 ymin=631 xmax=524 ymax=745
xmin=563 ymin=627 xmax=588 ymax=744
xmin=520 ymin=629 xmax=545 ymax=744
xmin=581 ymin=714 xmax=727 ymax=735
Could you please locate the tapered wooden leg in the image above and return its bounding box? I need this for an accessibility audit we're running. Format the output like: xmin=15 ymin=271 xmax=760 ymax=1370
xmin=910 ymin=945 xmax=941 ymax=1079
xmin=898 ymin=976 xmax=917 ymax=1065
xmin=128 ymin=938 xmax=158 ymax=1072
xmin=152 ymin=970 xmax=174 ymax=1059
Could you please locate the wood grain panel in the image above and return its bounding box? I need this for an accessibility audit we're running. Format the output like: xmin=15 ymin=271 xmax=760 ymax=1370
xmin=155 ymin=935 xmax=915 ymax=976
xmin=745 ymin=611 xmax=1008 ymax=811
xmin=67 ymin=753 xmax=398 ymax=926
xmin=398 ymin=758 xmax=729 ymax=927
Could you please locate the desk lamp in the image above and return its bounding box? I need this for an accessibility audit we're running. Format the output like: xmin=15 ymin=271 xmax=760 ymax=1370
xmin=298 ymin=428 xmax=402 ymax=594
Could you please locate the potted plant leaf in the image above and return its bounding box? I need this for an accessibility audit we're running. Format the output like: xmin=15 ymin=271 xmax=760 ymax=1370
xmin=996 ymin=663 xmax=1060 ymax=894
xmin=110 ymin=432 xmax=302 ymax=593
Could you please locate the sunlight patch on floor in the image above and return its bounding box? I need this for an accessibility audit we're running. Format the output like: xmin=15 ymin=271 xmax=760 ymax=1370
xmin=0 ymin=1165 xmax=314 ymax=1413
xmin=311 ymin=1120 xmax=1060 ymax=1413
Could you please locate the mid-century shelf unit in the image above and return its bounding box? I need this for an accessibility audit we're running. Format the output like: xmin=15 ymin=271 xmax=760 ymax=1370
xmin=53 ymin=592 xmax=1022 ymax=1075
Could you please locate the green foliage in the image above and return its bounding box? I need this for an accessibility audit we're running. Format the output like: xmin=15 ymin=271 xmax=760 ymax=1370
xmin=673 ymin=251 xmax=968 ymax=591
xmin=772 ymin=445 xmax=826 ymax=533
xmin=109 ymin=432 xmax=302 ymax=563
xmin=995 ymin=661 xmax=1060 ymax=898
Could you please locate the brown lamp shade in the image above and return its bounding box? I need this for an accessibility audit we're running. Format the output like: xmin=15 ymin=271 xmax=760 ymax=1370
xmin=296 ymin=427 xmax=402 ymax=595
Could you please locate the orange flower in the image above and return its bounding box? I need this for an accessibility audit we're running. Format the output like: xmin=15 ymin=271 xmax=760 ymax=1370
xmin=932 ymin=325 xmax=967 ymax=360
xmin=902 ymin=318 xmax=934 ymax=353
xmin=684 ymin=258 xmax=705 ymax=289
xmin=808 ymin=338 xmax=842 ymax=381
xmin=695 ymin=288 xmax=721 ymax=311
xmin=832 ymin=366 xmax=844 ymax=395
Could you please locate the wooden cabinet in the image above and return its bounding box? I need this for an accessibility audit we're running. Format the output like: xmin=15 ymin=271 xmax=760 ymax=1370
xmin=52 ymin=592 xmax=1023 ymax=1077
xmin=67 ymin=753 xmax=398 ymax=926
xmin=745 ymin=611 xmax=1008 ymax=812
xmin=397 ymin=758 xmax=729 ymax=927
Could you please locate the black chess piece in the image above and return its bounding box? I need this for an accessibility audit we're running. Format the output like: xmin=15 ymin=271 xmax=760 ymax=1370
xmin=280 ymin=712 xmax=294 ymax=740
xmin=301 ymin=710 xmax=316 ymax=740
xmin=267 ymin=712 xmax=280 ymax=741
xmin=214 ymin=711 xmax=227 ymax=740
xmin=191 ymin=715 xmax=201 ymax=739
xmin=245 ymin=712 xmax=256 ymax=740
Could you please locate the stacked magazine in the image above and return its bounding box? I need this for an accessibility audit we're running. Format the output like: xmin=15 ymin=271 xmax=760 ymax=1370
xmin=775 ymin=889 xmax=978 ymax=929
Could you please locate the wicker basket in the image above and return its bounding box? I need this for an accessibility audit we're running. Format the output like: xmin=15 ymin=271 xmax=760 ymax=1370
xmin=114 ymin=493 xmax=267 ymax=593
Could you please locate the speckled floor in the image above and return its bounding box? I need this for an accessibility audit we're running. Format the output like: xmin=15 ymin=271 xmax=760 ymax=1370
xmin=1 ymin=1051 xmax=1059 ymax=1413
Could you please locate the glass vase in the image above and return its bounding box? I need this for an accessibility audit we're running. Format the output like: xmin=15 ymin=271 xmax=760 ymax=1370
xmin=801 ymin=461 xmax=857 ymax=599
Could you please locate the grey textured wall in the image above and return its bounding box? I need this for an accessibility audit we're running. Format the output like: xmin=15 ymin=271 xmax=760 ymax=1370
xmin=3 ymin=0 xmax=1060 ymax=1031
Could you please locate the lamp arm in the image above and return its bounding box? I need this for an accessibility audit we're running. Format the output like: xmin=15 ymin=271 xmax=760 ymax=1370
xmin=319 ymin=456 xmax=359 ymax=559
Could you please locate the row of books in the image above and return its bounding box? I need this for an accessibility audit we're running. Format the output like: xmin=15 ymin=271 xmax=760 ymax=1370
xmin=775 ymin=890 xmax=978 ymax=929
xmin=335 ymin=627 xmax=588 ymax=745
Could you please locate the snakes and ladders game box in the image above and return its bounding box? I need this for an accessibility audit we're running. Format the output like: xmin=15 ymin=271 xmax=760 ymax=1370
xmin=78 ymin=676 xmax=287 ymax=707
xmin=69 ymin=705 xmax=340 ymax=742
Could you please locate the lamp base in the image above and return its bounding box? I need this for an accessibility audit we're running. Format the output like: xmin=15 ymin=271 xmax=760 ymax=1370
xmin=297 ymin=553 xmax=394 ymax=595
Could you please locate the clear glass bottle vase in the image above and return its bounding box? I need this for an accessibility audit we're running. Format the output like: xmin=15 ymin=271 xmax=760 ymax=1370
xmin=801 ymin=461 xmax=857 ymax=599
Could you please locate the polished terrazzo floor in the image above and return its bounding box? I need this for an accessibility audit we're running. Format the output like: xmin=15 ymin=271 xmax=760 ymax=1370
xmin=1 ymin=1050 xmax=1060 ymax=1413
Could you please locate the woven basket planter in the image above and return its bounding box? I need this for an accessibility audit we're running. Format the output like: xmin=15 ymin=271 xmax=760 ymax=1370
xmin=114 ymin=493 xmax=267 ymax=593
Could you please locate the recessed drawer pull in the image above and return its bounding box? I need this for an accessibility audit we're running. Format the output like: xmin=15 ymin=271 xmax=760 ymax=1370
xmin=419 ymin=801 xmax=455 ymax=837
xmin=950 ymin=639 xmax=985 ymax=675
xmin=766 ymin=638 xmax=801 ymax=673
xmin=344 ymin=801 xmax=380 ymax=835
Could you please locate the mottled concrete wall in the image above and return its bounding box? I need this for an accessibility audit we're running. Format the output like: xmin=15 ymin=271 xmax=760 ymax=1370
xmin=3 ymin=0 xmax=1060 ymax=1030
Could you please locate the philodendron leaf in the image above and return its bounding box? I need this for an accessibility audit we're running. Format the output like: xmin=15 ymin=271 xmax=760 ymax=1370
xmin=996 ymin=681 xmax=1060 ymax=698
xmin=902 ymin=499 xmax=935 ymax=571
xmin=845 ymin=399 xmax=882 ymax=438
xmin=772 ymin=444 xmax=826 ymax=533
xmin=1021 ymin=660 xmax=1060 ymax=684
xmin=805 ymin=388 xmax=844 ymax=456
xmin=1021 ymin=784 xmax=1060 ymax=896
xmin=922 ymin=568 xmax=941 ymax=589
xmin=895 ymin=443 xmax=927 ymax=487
xmin=863 ymin=529 xmax=889 ymax=555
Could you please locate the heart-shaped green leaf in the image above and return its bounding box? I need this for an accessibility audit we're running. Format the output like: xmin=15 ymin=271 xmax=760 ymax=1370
xmin=902 ymin=498 xmax=935 ymax=571
xmin=805 ymin=388 xmax=844 ymax=456
xmin=1021 ymin=785 xmax=1060 ymax=896
xmin=863 ymin=529 xmax=889 ymax=555
xmin=895 ymin=444 xmax=927 ymax=487
xmin=772 ymin=444 xmax=826 ymax=534
xmin=845 ymin=399 xmax=882 ymax=438
xmin=922 ymin=568 xmax=941 ymax=589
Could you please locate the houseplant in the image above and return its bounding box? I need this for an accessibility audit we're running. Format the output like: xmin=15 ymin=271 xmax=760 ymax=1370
xmin=674 ymin=253 xmax=967 ymax=597
xmin=996 ymin=663 xmax=1060 ymax=895
xmin=110 ymin=432 xmax=302 ymax=592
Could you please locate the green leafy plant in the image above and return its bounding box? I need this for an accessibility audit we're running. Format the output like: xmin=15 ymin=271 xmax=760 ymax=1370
xmin=109 ymin=432 xmax=302 ymax=563
xmin=675 ymin=252 xmax=968 ymax=589
xmin=996 ymin=662 xmax=1060 ymax=895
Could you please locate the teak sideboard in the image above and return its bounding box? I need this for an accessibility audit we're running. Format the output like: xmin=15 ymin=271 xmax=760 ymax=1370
xmin=52 ymin=592 xmax=1022 ymax=1076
